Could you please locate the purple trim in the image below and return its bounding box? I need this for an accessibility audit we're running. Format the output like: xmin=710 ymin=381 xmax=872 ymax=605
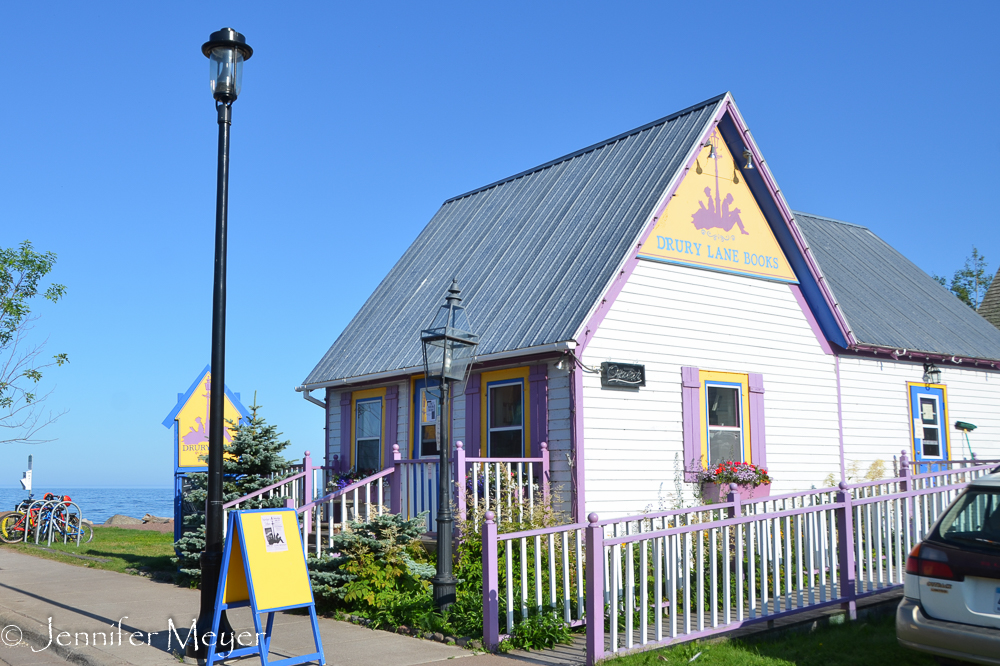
xmin=681 ymin=367 xmax=701 ymax=482
xmin=576 ymin=101 xmax=731 ymax=354
xmin=529 ymin=364 xmax=548 ymax=458
xmin=384 ymin=385 xmax=399 ymax=471
xmin=571 ymin=365 xmax=587 ymax=523
xmin=722 ymin=99 xmax=856 ymax=348
xmin=325 ymin=387 xmax=334 ymax=466
xmin=835 ymin=356 xmax=846 ymax=482
xmin=842 ymin=345 xmax=1000 ymax=370
xmin=465 ymin=373 xmax=481 ymax=455
xmin=339 ymin=392 xmax=351 ymax=473
xmin=747 ymin=373 xmax=767 ymax=471
xmin=788 ymin=284 xmax=833 ymax=355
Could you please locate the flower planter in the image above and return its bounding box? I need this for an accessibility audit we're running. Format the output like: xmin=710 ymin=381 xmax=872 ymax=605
xmin=700 ymin=481 xmax=771 ymax=504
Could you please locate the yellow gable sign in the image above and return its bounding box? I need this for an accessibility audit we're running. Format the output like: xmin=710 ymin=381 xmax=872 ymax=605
xmin=638 ymin=129 xmax=797 ymax=283
xmin=175 ymin=370 xmax=243 ymax=469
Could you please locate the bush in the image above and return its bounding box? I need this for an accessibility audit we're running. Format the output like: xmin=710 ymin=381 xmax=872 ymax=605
xmin=308 ymin=511 xmax=434 ymax=629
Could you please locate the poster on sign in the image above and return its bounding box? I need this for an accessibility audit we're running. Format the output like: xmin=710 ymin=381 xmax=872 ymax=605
xmin=261 ymin=514 xmax=288 ymax=552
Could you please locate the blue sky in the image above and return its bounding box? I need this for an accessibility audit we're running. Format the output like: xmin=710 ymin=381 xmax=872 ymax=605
xmin=1 ymin=2 xmax=997 ymax=489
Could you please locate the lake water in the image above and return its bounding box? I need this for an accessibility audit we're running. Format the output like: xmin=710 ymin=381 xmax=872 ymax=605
xmin=0 ymin=488 xmax=174 ymax=524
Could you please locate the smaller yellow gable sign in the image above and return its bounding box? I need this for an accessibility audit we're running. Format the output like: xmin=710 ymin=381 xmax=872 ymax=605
xmin=174 ymin=370 xmax=244 ymax=469
xmin=639 ymin=129 xmax=797 ymax=283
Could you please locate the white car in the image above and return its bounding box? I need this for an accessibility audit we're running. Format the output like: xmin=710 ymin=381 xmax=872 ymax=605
xmin=897 ymin=471 xmax=1000 ymax=664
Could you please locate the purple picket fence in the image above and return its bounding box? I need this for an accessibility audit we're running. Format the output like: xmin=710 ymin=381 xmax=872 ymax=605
xmin=480 ymin=452 xmax=1000 ymax=664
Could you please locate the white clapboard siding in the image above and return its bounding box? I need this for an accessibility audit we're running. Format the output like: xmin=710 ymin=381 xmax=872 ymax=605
xmin=839 ymin=356 xmax=1000 ymax=472
xmin=581 ymin=260 xmax=840 ymax=519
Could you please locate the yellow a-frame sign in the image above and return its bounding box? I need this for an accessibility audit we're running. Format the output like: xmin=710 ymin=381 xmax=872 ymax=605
xmin=207 ymin=508 xmax=325 ymax=666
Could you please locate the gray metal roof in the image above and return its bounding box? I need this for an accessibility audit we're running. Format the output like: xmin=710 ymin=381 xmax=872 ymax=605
xmin=302 ymin=95 xmax=725 ymax=387
xmin=794 ymin=211 xmax=1000 ymax=360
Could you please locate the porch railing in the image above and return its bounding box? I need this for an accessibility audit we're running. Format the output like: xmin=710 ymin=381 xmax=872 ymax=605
xmin=222 ymin=451 xmax=333 ymax=536
xmin=298 ymin=467 xmax=395 ymax=555
xmin=283 ymin=442 xmax=552 ymax=554
xmin=480 ymin=452 xmax=999 ymax=664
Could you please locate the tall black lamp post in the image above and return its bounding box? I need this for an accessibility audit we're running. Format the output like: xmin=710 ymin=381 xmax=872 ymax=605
xmin=421 ymin=279 xmax=478 ymax=609
xmin=190 ymin=28 xmax=253 ymax=659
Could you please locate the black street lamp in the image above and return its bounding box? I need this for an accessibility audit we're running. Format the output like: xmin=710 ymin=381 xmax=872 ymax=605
xmin=421 ymin=279 xmax=478 ymax=609
xmin=190 ymin=27 xmax=253 ymax=659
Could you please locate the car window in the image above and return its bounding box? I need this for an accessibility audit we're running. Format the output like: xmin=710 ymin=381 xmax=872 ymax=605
xmin=933 ymin=489 xmax=1000 ymax=551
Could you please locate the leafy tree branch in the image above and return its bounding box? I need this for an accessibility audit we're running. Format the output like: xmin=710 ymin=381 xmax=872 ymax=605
xmin=0 ymin=241 xmax=69 ymax=444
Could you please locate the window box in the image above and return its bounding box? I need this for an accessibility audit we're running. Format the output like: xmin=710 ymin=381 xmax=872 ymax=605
xmin=700 ymin=480 xmax=771 ymax=504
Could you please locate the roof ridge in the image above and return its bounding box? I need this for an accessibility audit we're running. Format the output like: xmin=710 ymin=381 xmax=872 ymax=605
xmin=791 ymin=209 xmax=869 ymax=230
xmin=442 ymin=92 xmax=729 ymax=205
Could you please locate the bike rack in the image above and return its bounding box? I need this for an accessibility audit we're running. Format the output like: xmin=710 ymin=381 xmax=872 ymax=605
xmin=48 ymin=501 xmax=84 ymax=546
xmin=24 ymin=499 xmax=57 ymax=544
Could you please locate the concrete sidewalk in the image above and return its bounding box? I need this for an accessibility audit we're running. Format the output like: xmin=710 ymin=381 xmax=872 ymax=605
xmin=0 ymin=550 xmax=554 ymax=666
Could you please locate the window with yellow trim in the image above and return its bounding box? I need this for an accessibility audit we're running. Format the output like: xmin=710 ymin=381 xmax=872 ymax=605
xmin=699 ymin=371 xmax=751 ymax=467
xmin=480 ymin=367 xmax=531 ymax=458
xmin=351 ymin=387 xmax=385 ymax=473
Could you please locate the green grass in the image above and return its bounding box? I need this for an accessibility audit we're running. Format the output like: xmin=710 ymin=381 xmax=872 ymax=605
xmin=2 ymin=527 xmax=177 ymax=578
xmin=605 ymin=613 xmax=935 ymax=666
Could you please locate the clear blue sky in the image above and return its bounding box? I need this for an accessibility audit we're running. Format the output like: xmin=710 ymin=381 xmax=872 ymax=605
xmin=2 ymin=2 xmax=997 ymax=488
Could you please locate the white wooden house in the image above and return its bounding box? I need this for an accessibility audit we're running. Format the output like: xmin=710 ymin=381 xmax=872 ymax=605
xmin=298 ymin=92 xmax=1000 ymax=521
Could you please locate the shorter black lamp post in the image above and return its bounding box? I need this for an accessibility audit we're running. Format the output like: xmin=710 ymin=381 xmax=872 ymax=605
xmin=421 ymin=279 xmax=478 ymax=609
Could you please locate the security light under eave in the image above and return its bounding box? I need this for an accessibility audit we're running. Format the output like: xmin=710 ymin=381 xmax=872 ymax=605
xmin=421 ymin=280 xmax=479 ymax=383
xmin=742 ymin=148 xmax=754 ymax=170
xmin=202 ymin=28 xmax=253 ymax=103
xmin=922 ymin=362 xmax=942 ymax=384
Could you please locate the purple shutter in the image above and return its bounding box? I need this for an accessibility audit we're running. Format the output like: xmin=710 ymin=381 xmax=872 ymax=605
xmin=748 ymin=373 xmax=767 ymax=470
xmin=339 ymin=392 xmax=352 ymax=472
xmin=681 ymin=367 xmax=701 ymax=482
xmin=529 ymin=364 xmax=548 ymax=458
xmin=465 ymin=373 xmax=481 ymax=456
xmin=384 ymin=386 xmax=399 ymax=470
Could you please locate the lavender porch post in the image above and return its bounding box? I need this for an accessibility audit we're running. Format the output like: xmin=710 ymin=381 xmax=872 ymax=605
xmin=302 ymin=451 xmax=313 ymax=536
xmin=390 ymin=444 xmax=401 ymax=515
xmin=586 ymin=513 xmax=604 ymax=666
xmin=455 ymin=441 xmax=466 ymax=524
xmin=481 ymin=511 xmax=499 ymax=651
xmin=726 ymin=483 xmax=741 ymax=519
xmin=541 ymin=441 xmax=550 ymax=504
xmin=835 ymin=482 xmax=857 ymax=620
xmin=899 ymin=450 xmax=912 ymax=551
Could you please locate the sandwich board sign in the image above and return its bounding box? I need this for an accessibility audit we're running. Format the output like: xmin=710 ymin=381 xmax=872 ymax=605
xmin=206 ymin=508 xmax=325 ymax=666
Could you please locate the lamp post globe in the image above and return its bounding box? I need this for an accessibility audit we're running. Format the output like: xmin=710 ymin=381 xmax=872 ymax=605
xmin=189 ymin=27 xmax=252 ymax=659
xmin=420 ymin=279 xmax=478 ymax=609
xmin=202 ymin=28 xmax=253 ymax=103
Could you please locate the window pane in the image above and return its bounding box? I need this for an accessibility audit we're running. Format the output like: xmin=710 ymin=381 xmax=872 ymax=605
xmin=356 ymin=438 xmax=380 ymax=473
xmin=708 ymin=386 xmax=740 ymax=427
xmin=420 ymin=425 xmax=438 ymax=457
xmin=923 ymin=426 xmax=939 ymax=443
xmin=357 ymin=401 xmax=382 ymax=439
xmin=920 ymin=398 xmax=938 ymax=425
xmin=709 ymin=430 xmax=741 ymax=465
xmin=490 ymin=384 xmax=523 ymax=429
xmin=489 ymin=429 xmax=522 ymax=458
